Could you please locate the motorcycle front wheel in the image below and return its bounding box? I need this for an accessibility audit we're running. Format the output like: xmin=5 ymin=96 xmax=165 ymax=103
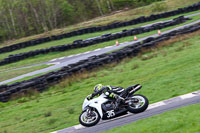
xmin=127 ymin=94 xmax=149 ymax=113
xmin=79 ymin=109 xmax=100 ymax=127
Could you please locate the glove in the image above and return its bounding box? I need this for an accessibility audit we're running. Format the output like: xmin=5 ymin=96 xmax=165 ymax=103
xmin=87 ymin=94 xmax=92 ymax=100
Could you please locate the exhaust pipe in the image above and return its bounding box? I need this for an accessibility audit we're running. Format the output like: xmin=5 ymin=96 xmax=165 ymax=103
xmin=129 ymin=85 xmax=142 ymax=94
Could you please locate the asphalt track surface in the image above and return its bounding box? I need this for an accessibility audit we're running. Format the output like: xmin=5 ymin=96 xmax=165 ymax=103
xmin=0 ymin=12 xmax=200 ymax=85
xmin=52 ymin=90 xmax=200 ymax=133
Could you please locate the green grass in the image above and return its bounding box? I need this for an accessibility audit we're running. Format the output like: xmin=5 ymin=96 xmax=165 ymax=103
xmin=0 ymin=10 xmax=199 ymax=61
xmin=5 ymin=67 xmax=61 ymax=85
xmin=0 ymin=31 xmax=200 ymax=133
xmin=0 ymin=14 xmax=199 ymax=72
xmin=0 ymin=65 xmax=51 ymax=82
xmin=1 ymin=0 xmax=199 ymax=48
xmin=103 ymin=103 xmax=200 ymax=133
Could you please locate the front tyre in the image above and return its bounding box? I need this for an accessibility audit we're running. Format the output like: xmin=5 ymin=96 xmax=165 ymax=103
xmin=79 ymin=109 xmax=100 ymax=127
xmin=127 ymin=94 xmax=149 ymax=113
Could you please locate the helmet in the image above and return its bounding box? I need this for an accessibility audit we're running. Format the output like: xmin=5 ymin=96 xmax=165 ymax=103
xmin=94 ymin=84 xmax=103 ymax=93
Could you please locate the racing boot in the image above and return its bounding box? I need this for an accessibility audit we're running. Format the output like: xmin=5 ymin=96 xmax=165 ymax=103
xmin=114 ymin=95 xmax=124 ymax=111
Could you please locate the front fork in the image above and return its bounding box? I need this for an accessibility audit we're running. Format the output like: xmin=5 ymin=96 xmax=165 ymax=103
xmin=86 ymin=108 xmax=96 ymax=117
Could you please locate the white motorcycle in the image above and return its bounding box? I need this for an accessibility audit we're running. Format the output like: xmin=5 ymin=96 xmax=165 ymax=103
xmin=79 ymin=84 xmax=149 ymax=127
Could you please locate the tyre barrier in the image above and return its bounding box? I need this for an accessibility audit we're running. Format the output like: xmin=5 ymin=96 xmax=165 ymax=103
xmin=0 ymin=2 xmax=200 ymax=54
xmin=0 ymin=22 xmax=200 ymax=102
xmin=0 ymin=16 xmax=190 ymax=66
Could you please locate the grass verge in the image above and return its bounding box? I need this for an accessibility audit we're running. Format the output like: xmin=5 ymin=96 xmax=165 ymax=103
xmin=0 ymin=64 xmax=53 ymax=82
xmin=0 ymin=31 xmax=199 ymax=133
xmin=103 ymin=103 xmax=200 ymax=133
xmin=1 ymin=0 xmax=199 ymax=48
xmin=5 ymin=67 xmax=61 ymax=85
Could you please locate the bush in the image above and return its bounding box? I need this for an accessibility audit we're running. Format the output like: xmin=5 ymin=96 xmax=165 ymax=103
xmin=17 ymin=97 xmax=29 ymax=103
xmin=44 ymin=111 xmax=52 ymax=117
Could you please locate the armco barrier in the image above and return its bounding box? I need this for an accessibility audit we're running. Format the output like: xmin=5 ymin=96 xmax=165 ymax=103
xmin=0 ymin=2 xmax=200 ymax=54
xmin=0 ymin=16 xmax=189 ymax=66
xmin=0 ymin=22 xmax=200 ymax=102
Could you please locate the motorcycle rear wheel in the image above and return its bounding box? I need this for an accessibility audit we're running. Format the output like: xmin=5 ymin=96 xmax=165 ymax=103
xmin=79 ymin=109 xmax=100 ymax=127
xmin=127 ymin=94 xmax=149 ymax=113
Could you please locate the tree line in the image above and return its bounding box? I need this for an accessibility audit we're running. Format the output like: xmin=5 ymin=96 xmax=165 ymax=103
xmin=0 ymin=0 xmax=162 ymax=42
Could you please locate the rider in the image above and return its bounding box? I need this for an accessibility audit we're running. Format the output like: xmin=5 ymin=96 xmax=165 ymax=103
xmin=87 ymin=84 xmax=126 ymax=110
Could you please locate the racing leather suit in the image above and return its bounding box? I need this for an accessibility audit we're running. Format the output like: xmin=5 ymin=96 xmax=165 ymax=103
xmin=89 ymin=85 xmax=125 ymax=110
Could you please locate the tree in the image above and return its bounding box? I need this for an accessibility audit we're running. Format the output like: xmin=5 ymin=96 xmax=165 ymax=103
xmin=96 ymin=0 xmax=104 ymax=15
xmin=0 ymin=0 xmax=163 ymax=43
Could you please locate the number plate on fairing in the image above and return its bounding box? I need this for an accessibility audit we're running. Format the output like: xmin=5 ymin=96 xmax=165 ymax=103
xmin=106 ymin=110 xmax=115 ymax=118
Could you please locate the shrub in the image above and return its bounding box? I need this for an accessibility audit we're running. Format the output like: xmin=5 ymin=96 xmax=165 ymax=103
xmin=17 ymin=97 xmax=29 ymax=103
xmin=44 ymin=111 xmax=52 ymax=117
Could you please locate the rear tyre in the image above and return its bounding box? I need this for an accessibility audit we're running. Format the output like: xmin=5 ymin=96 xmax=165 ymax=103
xmin=79 ymin=109 xmax=100 ymax=127
xmin=127 ymin=94 xmax=149 ymax=113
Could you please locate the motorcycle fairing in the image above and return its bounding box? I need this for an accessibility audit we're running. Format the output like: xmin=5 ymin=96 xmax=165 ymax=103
xmin=83 ymin=94 xmax=108 ymax=118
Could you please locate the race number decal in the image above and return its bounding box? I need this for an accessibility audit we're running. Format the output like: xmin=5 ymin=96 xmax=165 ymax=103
xmin=106 ymin=110 xmax=115 ymax=118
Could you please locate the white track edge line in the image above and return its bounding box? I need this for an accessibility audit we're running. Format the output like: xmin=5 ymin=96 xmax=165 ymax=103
xmin=67 ymin=55 xmax=74 ymax=58
xmin=48 ymin=62 xmax=60 ymax=65
xmin=83 ymin=51 xmax=91 ymax=54
xmin=94 ymin=48 xmax=101 ymax=51
xmin=105 ymin=46 xmax=113 ymax=49
xmin=50 ymin=58 xmax=58 ymax=62
xmin=59 ymin=57 xmax=65 ymax=60
xmin=180 ymin=93 xmax=195 ymax=99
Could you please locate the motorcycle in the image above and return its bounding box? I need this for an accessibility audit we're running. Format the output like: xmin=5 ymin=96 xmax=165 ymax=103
xmin=79 ymin=84 xmax=149 ymax=127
